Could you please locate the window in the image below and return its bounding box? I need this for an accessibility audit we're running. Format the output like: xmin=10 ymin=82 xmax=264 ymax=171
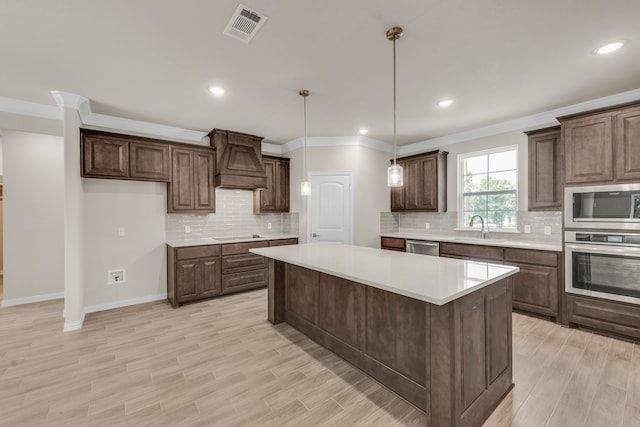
xmin=459 ymin=146 xmax=518 ymax=230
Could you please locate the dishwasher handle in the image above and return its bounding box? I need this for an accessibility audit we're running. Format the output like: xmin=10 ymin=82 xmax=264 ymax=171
xmin=406 ymin=240 xmax=440 ymax=247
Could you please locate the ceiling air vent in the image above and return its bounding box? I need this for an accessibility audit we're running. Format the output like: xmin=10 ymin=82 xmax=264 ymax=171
xmin=223 ymin=4 xmax=268 ymax=44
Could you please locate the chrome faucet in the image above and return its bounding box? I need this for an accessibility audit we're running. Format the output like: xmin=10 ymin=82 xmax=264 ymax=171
xmin=469 ymin=215 xmax=488 ymax=239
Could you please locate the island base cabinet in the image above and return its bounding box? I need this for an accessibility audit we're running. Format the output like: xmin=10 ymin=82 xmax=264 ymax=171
xmin=268 ymin=261 xmax=513 ymax=426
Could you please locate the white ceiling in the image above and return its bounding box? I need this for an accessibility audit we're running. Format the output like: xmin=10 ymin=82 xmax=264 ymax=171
xmin=2 ymin=0 xmax=640 ymax=145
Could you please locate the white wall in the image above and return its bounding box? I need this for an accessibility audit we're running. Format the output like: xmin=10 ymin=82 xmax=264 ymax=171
xmin=83 ymin=180 xmax=167 ymax=308
xmin=289 ymin=145 xmax=390 ymax=248
xmin=0 ymin=137 xmax=3 ymax=175
xmin=1 ymin=130 xmax=65 ymax=302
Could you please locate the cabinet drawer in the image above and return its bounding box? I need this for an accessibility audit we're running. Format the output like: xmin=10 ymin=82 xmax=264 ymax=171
xmin=269 ymin=238 xmax=298 ymax=247
xmin=439 ymin=243 xmax=503 ymax=261
xmin=175 ymin=245 xmax=220 ymax=260
xmin=222 ymin=269 xmax=268 ymax=293
xmin=222 ymin=253 xmax=266 ymax=274
xmin=222 ymin=241 xmax=269 ymax=255
xmin=381 ymin=237 xmax=406 ymax=250
xmin=567 ymin=294 xmax=640 ymax=339
xmin=504 ymin=248 xmax=559 ymax=267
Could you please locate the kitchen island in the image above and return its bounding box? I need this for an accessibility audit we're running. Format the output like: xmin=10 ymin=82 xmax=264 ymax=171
xmin=251 ymin=243 xmax=519 ymax=427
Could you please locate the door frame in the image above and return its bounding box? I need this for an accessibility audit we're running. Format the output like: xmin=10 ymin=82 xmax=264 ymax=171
xmin=306 ymin=171 xmax=354 ymax=245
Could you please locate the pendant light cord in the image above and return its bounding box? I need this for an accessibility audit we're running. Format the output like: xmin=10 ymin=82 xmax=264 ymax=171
xmin=303 ymin=94 xmax=308 ymax=178
xmin=393 ymin=36 xmax=397 ymax=165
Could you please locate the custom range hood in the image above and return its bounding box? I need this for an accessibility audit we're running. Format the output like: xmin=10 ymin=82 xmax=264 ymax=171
xmin=208 ymin=128 xmax=267 ymax=190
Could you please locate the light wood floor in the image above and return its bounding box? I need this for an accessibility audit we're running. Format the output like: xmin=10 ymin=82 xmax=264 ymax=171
xmin=1 ymin=289 xmax=639 ymax=427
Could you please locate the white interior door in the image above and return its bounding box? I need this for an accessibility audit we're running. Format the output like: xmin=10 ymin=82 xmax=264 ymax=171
xmin=308 ymin=174 xmax=352 ymax=243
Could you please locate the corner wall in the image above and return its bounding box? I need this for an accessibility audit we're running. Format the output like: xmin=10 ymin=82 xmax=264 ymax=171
xmin=1 ymin=130 xmax=65 ymax=304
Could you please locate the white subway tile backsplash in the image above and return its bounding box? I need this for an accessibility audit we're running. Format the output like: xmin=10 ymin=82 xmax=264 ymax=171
xmin=167 ymin=189 xmax=299 ymax=240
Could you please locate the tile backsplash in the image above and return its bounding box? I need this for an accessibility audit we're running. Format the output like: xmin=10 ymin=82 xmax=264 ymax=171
xmin=167 ymin=188 xmax=299 ymax=240
xmin=380 ymin=210 xmax=562 ymax=245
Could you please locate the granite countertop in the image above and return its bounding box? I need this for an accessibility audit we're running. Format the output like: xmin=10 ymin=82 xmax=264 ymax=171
xmin=251 ymin=243 xmax=519 ymax=306
xmin=167 ymin=234 xmax=299 ymax=248
xmin=381 ymin=232 xmax=562 ymax=252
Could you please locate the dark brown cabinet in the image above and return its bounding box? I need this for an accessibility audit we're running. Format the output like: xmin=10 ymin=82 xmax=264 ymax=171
xmin=167 ymin=245 xmax=221 ymax=307
xmin=390 ymin=150 xmax=447 ymax=212
xmin=380 ymin=237 xmax=406 ymax=251
xmin=167 ymin=146 xmax=215 ymax=213
xmin=209 ymin=129 xmax=267 ymax=190
xmin=567 ymin=294 xmax=640 ymax=340
xmin=560 ymin=102 xmax=640 ymax=185
xmin=221 ymin=241 xmax=269 ymax=294
xmin=526 ymin=126 xmax=562 ymax=210
xmin=440 ymin=242 xmax=561 ymax=320
xmin=254 ymin=156 xmax=290 ymax=213
xmin=81 ymin=129 xmax=170 ymax=181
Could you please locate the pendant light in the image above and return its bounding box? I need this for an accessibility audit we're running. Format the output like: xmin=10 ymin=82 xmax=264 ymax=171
xmin=300 ymin=89 xmax=311 ymax=196
xmin=386 ymin=26 xmax=404 ymax=187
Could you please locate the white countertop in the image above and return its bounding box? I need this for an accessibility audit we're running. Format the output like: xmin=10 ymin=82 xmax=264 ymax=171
xmin=381 ymin=232 xmax=562 ymax=252
xmin=167 ymin=234 xmax=298 ymax=248
xmin=251 ymin=243 xmax=519 ymax=306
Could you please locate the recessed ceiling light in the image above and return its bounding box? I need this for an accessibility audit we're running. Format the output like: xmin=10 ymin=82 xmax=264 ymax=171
xmin=594 ymin=40 xmax=626 ymax=55
xmin=358 ymin=128 xmax=368 ymax=135
xmin=438 ymin=99 xmax=454 ymax=108
xmin=209 ymin=86 xmax=225 ymax=96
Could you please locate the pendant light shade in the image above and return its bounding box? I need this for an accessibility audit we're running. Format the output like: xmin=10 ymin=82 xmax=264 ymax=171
xmin=300 ymin=89 xmax=311 ymax=196
xmin=386 ymin=26 xmax=404 ymax=188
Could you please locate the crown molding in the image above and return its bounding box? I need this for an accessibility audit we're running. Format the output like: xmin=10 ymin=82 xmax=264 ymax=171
xmin=0 ymin=96 xmax=63 ymax=121
xmin=280 ymin=136 xmax=395 ymax=154
xmin=51 ymin=91 xmax=88 ymax=110
xmin=261 ymin=142 xmax=283 ymax=155
xmin=400 ymin=87 xmax=640 ymax=156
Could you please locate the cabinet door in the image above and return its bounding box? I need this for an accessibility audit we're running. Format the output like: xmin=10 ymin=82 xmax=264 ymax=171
xmin=510 ymin=264 xmax=558 ymax=316
xmin=259 ymin=158 xmax=277 ymax=210
xmin=564 ymin=114 xmax=614 ymax=184
xmin=615 ymin=106 xmax=640 ymax=181
xmin=176 ymin=260 xmax=199 ymax=303
xmin=193 ymin=149 xmax=215 ymax=211
xmin=528 ymin=128 xmax=562 ymax=210
xmin=199 ymin=257 xmax=221 ymax=299
xmin=168 ymin=148 xmax=195 ymax=211
xmin=418 ymin=155 xmax=438 ymax=210
xmin=82 ymin=135 xmax=129 ymax=178
xmin=274 ymin=160 xmax=290 ymax=211
xmin=130 ymin=141 xmax=170 ymax=181
xmin=404 ymin=158 xmax=423 ymax=210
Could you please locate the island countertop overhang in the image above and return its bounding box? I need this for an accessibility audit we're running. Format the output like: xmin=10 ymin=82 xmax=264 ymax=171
xmin=251 ymin=243 xmax=519 ymax=305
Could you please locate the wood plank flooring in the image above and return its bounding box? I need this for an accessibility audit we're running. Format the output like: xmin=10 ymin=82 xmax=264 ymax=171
xmin=1 ymin=289 xmax=639 ymax=426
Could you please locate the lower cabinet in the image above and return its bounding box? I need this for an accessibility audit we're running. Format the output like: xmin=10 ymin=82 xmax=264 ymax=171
xmin=381 ymin=237 xmax=406 ymax=252
xmin=440 ymin=242 xmax=561 ymax=320
xmin=168 ymin=238 xmax=298 ymax=307
xmin=168 ymin=245 xmax=221 ymax=307
xmin=567 ymin=294 xmax=640 ymax=340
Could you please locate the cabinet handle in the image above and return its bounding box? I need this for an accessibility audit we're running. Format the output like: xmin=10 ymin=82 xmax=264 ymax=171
xmin=312 ymin=233 xmax=320 ymax=238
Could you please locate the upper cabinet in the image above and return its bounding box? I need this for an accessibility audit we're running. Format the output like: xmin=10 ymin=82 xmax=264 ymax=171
xmin=208 ymin=129 xmax=267 ymax=190
xmin=167 ymin=146 xmax=216 ymax=213
xmin=526 ymin=126 xmax=562 ymax=211
xmin=81 ymin=129 xmax=170 ymax=182
xmin=254 ymin=156 xmax=290 ymax=213
xmin=390 ymin=150 xmax=448 ymax=212
xmin=560 ymin=102 xmax=640 ymax=185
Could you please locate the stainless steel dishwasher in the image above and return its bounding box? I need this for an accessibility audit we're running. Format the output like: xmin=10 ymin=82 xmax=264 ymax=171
xmin=406 ymin=239 xmax=440 ymax=256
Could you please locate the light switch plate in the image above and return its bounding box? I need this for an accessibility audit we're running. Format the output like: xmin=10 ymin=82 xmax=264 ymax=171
xmin=118 ymin=227 xmax=125 ymax=237
xmin=544 ymin=226 xmax=552 ymax=235
xmin=185 ymin=225 xmax=191 ymax=233
xmin=425 ymin=223 xmax=430 ymax=230
xmin=524 ymin=225 xmax=531 ymax=234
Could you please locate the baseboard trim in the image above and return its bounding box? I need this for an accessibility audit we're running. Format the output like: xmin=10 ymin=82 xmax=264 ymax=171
xmin=1 ymin=292 xmax=64 ymax=308
xmin=84 ymin=293 xmax=168 ymax=314
xmin=63 ymin=312 xmax=86 ymax=332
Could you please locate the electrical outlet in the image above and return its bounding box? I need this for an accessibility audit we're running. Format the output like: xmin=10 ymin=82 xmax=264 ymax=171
xmin=107 ymin=269 xmax=126 ymax=285
xmin=118 ymin=227 xmax=125 ymax=237
xmin=185 ymin=225 xmax=191 ymax=233
xmin=524 ymin=225 xmax=531 ymax=234
xmin=425 ymin=223 xmax=430 ymax=230
xmin=544 ymin=226 xmax=552 ymax=235
xmin=268 ymin=223 xmax=272 ymax=229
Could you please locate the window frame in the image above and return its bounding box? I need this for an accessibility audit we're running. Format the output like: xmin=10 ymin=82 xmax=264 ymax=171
xmin=457 ymin=145 xmax=519 ymax=230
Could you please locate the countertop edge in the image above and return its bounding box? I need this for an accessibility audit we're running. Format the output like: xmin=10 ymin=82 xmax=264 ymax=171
xmin=167 ymin=234 xmax=299 ymax=248
xmin=381 ymin=232 xmax=563 ymax=252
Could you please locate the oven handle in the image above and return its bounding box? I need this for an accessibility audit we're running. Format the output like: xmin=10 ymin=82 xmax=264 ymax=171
xmin=565 ymin=243 xmax=640 ymax=256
